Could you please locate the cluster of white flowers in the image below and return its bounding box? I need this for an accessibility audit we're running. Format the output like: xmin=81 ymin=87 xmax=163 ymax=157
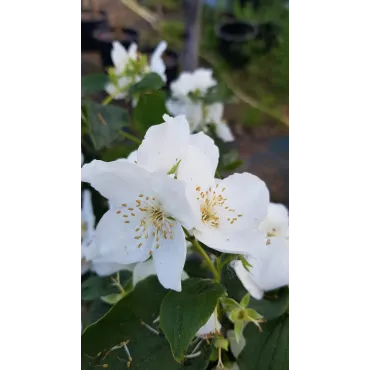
xmin=81 ymin=114 xmax=290 ymax=297
xmin=166 ymin=69 xmax=235 ymax=142
xmin=105 ymin=41 xmax=167 ymax=100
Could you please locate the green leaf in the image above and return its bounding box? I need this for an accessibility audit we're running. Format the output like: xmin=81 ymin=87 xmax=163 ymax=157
xmin=82 ymin=276 xmax=212 ymax=370
xmin=133 ymin=90 xmax=167 ymax=135
xmin=248 ymin=287 xmax=289 ymax=321
xmin=160 ymin=278 xmax=225 ymax=362
xmin=237 ymin=315 xmax=289 ymax=370
xmin=82 ymin=74 xmax=108 ymax=96
xmin=221 ymin=297 xmax=241 ymax=312
xmin=129 ymin=72 xmax=165 ymax=95
xmin=240 ymin=293 xmax=251 ymax=308
xmin=234 ymin=320 xmax=245 ymax=343
xmin=85 ymin=100 xmax=129 ymax=150
xmin=82 ymin=300 xmax=111 ymax=328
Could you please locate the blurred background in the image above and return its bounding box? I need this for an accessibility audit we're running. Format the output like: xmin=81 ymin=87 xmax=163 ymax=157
xmin=81 ymin=0 xmax=289 ymax=207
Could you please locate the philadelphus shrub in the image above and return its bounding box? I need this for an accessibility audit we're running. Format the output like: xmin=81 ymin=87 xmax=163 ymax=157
xmin=81 ymin=114 xmax=270 ymax=291
xmin=166 ymin=69 xmax=235 ymax=142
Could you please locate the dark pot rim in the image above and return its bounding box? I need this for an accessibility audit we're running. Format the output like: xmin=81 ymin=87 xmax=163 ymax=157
xmin=81 ymin=9 xmax=107 ymax=22
xmin=92 ymin=27 xmax=139 ymax=42
xmin=215 ymin=21 xmax=257 ymax=42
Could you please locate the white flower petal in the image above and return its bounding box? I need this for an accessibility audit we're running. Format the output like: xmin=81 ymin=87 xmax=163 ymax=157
xmin=150 ymin=41 xmax=167 ymax=82
xmin=82 ymin=160 xmax=151 ymax=206
xmin=215 ymin=121 xmax=235 ymax=142
xmin=105 ymin=82 xmax=126 ymax=100
xmin=82 ymin=190 xmax=95 ymax=240
xmin=248 ymin=237 xmax=289 ymax=292
xmin=91 ymin=261 xmax=132 ymax=276
xmin=259 ymin=203 xmax=289 ymax=238
xmin=128 ymin=43 xmax=138 ymax=60
xmin=197 ymin=313 xmax=221 ymax=336
xmin=137 ymin=114 xmax=190 ymax=173
xmin=220 ymin=173 xmax=269 ymax=231
xmin=152 ymin=221 xmax=187 ymax=291
xmin=133 ymin=258 xmax=188 ymax=286
xmin=126 ymin=150 xmax=138 ymax=163
xmin=111 ymin=41 xmax=129 ymax=72
xmin=195 ymin=227 xmax=266 ymax=256
xmin=95 ymin=209 xmax=153 ymax=263
xmin=150 ymin=172 xmax=197 ymax=230
xmin=206 ymin=103 xmax=224 ymax=123
xmin=231 ymin=260 xmax=264 ymax=300
xmin=133 ymin=259 xmax=157 ymax=287
xmin=166 ymin=99 xmax=203 ymax=132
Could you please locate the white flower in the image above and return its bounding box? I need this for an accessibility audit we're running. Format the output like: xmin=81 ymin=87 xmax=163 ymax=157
xmin=259 ymin=203 xmax=289 ymax=239
xmin=150 ymin=41 xmax=167 ymax=83
xmin=105 ymin=42 xmax=140 ymax=100
xmin=105 ymin=41 xmax=167 ymax=100
xmin=81 ymin=159 xmax=197 ymax=291
xmin=136 ymin=114 xmax=219 ymax=180
xmin=196 ymin=313 xmax=221 ymax=337
xmin=166 ymin=98 xmax=203 ymax=132
xmin=166 ymin=100 xmax=234 ymax=142
xmin=132 ymin=258 xmax=188 ymax=287
xmin=231 ymin=203 xmax=289 ymax=299
xmin=170 ymin=68 xmax=217 ymax=98
xmin=206 ymin=103 xmax=234 ymax=142
xmin=132 ymin=114 xmax=267 ymax=256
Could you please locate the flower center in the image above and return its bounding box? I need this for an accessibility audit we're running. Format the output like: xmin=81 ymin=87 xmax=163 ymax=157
xmin=195 ymin=184 xmax=243 ymax=228
xmin=116 ymin=193 xmax=175 ymax=252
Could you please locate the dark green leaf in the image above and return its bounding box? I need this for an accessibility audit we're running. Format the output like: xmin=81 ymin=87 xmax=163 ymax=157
xmin=85 ymin=100 xmax=129 ymax=150
xmin=160 ymin=278 xmax=225 ymax=362
xmin=82 ymin=276 xmax=212 ymax=370
xmin=237 ymin=315 xmax=289 ymax=370
xmin=129 ymin=72 xmax=165 ymax=95
xmin=248 ymin=287 xmax=289 ymax=321
xmin=82 ymin=74 xmax=108 ymax=96
xmin=133 ymin=91 xmax=167 ymax=135
xmin=82 ymin=300 xmax=111 ymax=328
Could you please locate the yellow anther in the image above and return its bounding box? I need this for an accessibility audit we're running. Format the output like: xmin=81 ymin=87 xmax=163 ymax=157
xmin=266 ymin=239 xmax=271 ymax=245
xmin=138 ymin=243 xmax=143 ymax=248
xmin=131 ymin=213 xmax=135 ymax=216
xmin=196 ymin=186 xmax=201 ymax=191
xmin=139 ymin=194 xmax=144 ymax=197
xmin=122 ymin=203 xmax=127 ymax=207
xmin=116 ymin=210 xmax=121 ymax=214
xmin=134 ymin=236 xmax=141 ymax=240
xmin=123 ymin=215 xmax=128 ymax=218
xmin=128 ymin=208 xmax=134 ymax=211
xmin=125 ymin=221 xmax=130 ymax=224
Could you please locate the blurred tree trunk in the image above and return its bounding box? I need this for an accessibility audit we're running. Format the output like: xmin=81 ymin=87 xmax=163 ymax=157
xmin=183 ymin=0 xmax=202 ymax=71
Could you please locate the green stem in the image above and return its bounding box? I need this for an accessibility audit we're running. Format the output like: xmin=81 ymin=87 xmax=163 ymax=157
xmin=118 ymin=130 xmax=142 ymax=145
xmin=101 ymin=95 xmax=114 ymax=106
xmin=183 ymin=228 xmax=220 ymax=282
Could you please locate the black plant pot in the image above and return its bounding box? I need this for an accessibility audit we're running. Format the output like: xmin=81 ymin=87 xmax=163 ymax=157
xmin=81 ymin=10 xmax=108 ymax=52
xmin=140 ymin=47 xmax=179 ymax=89
xmin=93 ymin=27 xmax=140 ymax=69
xmin=215 ymin=21 xmax=257 ymax=68
xmin=255 ymin=22 xmax=279 ymax=54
